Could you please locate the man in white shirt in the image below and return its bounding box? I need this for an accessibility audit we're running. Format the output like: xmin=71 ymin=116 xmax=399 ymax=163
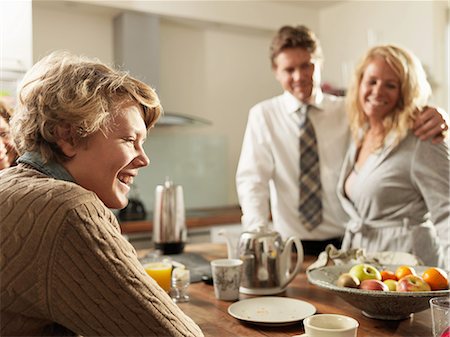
xmin=236 ymin=25 xmax=447 ymax=255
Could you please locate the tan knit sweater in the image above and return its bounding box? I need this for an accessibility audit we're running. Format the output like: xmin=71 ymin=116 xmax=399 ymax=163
xmin=0 ymin=165 xmax=203 ymax=337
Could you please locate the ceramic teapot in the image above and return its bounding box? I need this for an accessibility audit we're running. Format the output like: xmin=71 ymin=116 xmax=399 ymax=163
xmin=220 ymin=225 xmax=303 ymax=295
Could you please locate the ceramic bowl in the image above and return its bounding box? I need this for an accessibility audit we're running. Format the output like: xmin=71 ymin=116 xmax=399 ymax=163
xmin=307 ymin=264 xmax=450 ymax=320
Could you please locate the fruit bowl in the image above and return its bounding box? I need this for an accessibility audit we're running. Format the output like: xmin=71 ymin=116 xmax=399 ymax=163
xmin=307 ymin=264 xmax=450 ymax=320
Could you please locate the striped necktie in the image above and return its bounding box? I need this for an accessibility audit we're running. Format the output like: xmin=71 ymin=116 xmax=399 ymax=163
xmin=298 ymin=105 xmax=322 ymax=230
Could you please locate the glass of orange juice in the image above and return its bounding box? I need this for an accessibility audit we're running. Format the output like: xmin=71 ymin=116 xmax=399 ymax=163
xmin=144 ymin=259 xmax=173 ymax=292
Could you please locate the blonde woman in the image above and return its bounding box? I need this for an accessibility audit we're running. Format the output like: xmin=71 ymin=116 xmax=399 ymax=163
xmin=0 ymin=51 xmax=203 ymax=337
xmin=337 ymin=45 xmax=449 ymax=269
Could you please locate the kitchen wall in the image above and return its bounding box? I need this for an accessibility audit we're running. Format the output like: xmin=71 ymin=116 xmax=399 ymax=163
xmin=319 ymin=1 xmax=448 ymax=108
xmin=0 ymin=0 xmax=32 ymax=97
xmin=32 ymin=2 xmax=115 ymax=64
xmin=8 ymin=0 xmax=450 ymax=212
xmin=152 ymin=19 xmax=280 ymax=209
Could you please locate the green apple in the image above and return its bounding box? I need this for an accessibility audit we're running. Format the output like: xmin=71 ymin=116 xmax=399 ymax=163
xmin=349 ymin=264 xmax=381 ymax=282
xmin=336 ymin=273 xmax=360 ymax=288
xmin=383 ymin=279 xmax=398 ymax=291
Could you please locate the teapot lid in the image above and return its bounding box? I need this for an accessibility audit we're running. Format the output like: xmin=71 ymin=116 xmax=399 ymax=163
xmin=243 ymin=224 xmax=281 ymax=239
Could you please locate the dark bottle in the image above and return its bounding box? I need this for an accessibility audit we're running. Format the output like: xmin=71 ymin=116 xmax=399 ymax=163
xmin=119 ymin=185 xmax=147 ymax=221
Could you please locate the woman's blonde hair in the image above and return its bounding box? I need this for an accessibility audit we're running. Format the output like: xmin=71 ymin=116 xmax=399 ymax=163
xmin=11 ymin=51 xmax=162 ymax=162
xmin=346 ymin=44 xmax=431 ymax=147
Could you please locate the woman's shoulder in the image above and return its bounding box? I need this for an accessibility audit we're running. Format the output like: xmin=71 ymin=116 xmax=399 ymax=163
xmin=400 ymin=131 xmax=450 ymax=166
xmin=406 ymin=131 xmax=449 ymax=153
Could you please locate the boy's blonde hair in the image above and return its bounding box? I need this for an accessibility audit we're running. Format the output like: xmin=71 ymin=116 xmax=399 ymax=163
xmin=12 ymin=51 xmax=162 ymax=162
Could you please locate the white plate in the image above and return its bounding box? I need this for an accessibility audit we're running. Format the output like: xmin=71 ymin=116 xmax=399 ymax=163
xmin=228 ymin=297 xmax=316 ymax=327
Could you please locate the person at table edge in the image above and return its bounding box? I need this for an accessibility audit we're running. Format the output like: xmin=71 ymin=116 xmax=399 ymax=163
xmin=0 ymin=51 xmax=203 ymax=337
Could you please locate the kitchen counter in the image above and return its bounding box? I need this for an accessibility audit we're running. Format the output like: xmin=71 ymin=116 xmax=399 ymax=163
xmin=119 ymin=205 xmax=242 ymax=234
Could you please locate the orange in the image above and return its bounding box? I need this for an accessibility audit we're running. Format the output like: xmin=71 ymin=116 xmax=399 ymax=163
xmin=422 ymin=267 xmax=449 ymax=291
xmin=395 ymin=265 xmax=416 ymax=280
xmin=380 ymin=270 xmax=397 ymax=281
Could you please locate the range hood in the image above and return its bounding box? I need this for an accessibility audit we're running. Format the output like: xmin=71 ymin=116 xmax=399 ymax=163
xmin=113 ymin=11 xmax=210 ymax=127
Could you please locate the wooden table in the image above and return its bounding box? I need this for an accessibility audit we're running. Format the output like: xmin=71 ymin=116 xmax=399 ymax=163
xmin=140 ymin=243 xmax=433 ymax=337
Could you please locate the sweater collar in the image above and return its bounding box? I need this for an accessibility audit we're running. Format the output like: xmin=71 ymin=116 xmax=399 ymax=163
xmin=17 ymin=152 xmax=75 ymax=183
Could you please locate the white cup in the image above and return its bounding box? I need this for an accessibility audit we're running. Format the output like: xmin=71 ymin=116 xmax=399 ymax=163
xmin=210 ymin=259 xmax=243 ymax=301
xmin=303 ymin=314 xmax=359 ymax=337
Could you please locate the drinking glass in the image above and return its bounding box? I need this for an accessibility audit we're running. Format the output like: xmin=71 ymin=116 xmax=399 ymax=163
xmin=144 ymin=258 xmax=172 ymax=292
xmin=171 ymin=267 xmax=190 ymax=303
xmin=430 ymin=297 xmax=450 ymax=337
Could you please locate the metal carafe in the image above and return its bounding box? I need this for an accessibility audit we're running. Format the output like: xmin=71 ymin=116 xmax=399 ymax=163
xmin=153 ymin=178 xmax=187 ymax=254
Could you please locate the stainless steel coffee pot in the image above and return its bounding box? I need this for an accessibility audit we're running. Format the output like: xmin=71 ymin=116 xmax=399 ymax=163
xmin=221 ymin=225 xmax=303 ymax=295
xmin=153 ymin=178 xmax=187 ymax=254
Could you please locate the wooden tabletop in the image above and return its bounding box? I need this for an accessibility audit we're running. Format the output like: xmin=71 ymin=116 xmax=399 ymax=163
xmin=151 ymin=243 xmax=433 ymax=337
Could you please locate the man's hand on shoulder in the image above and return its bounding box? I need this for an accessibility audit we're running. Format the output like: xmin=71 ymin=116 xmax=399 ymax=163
xmin=414 ymin=106 xmax=448 ymax=143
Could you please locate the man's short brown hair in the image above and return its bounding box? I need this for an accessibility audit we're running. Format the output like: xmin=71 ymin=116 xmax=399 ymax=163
xmin=270 ymin=25 xmax=323 ymax=67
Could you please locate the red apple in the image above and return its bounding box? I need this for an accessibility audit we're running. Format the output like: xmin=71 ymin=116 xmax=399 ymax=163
xmin=396 ymin=275 xmax=431 ymax=292
xmin=349 ymin=264 xmax=382 ymax=282
xmin=359 ymin=279 xmax=389 ymax=291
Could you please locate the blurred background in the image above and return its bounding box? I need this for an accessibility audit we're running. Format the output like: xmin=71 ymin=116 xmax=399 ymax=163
xmin=1 ymin=0 xmax=448 ymax=214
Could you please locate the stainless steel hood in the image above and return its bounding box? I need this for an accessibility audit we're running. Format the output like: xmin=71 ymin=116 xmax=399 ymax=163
xmin=157 ymin=111 xmax=212 ymax=126
xmin=113 ymin=11 xmax=210 ymax=127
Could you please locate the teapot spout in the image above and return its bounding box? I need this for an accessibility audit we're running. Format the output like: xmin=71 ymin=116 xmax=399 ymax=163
xmin=218 ymin=229 xmax=238 ymax=259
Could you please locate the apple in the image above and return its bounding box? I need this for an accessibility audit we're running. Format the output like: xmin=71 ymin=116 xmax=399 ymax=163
xmin=359 ymin=279 xmax=389 ymax=291
xmin=396 ymin=275 xmax=431 ymax=292
xmin=336 ymin=273 xmax=360 ymax=288
xmin=383 ymin=279 xmax=398 ymax=291
xmin=349 ymin=264 xmax=382 ymax=282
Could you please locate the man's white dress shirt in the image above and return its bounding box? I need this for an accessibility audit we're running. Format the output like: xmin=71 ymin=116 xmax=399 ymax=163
xmin=236 ymin=90 xmax=350 ymax=240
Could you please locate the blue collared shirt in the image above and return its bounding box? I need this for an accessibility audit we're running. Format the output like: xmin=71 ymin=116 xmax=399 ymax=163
xmin=18 ymin=152 xmax=75 ymax=183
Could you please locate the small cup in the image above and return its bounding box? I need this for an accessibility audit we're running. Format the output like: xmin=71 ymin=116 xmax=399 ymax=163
xmin=144 ymin=259 xmax=172 ymax=292
xmin=430 ymin=297 xmax=450 ymax=337
xmin=303 ymin=314 xmax=359 ymax=337
xmin=171 ymin=267 xmax=190 ymax=303
xmin=210 ymin=259 xmax=243 ymax=301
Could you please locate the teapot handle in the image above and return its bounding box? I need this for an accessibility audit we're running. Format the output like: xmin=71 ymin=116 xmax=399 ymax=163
xmin=280 ymin=237 xmax=304 ymax=289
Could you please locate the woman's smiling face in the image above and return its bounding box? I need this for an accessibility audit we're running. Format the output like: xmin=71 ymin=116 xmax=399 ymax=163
xmin=63 ymin=103 xmax=149 ymax=209
xmin=359 ymin=56 xmax=401 ymax=124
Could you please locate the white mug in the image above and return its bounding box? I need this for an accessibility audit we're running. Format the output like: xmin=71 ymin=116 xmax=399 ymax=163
xmin=303 ymin=314 xmax=359 ymax=337
xmin=210 ymin=259 xmax=243 ymax=301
